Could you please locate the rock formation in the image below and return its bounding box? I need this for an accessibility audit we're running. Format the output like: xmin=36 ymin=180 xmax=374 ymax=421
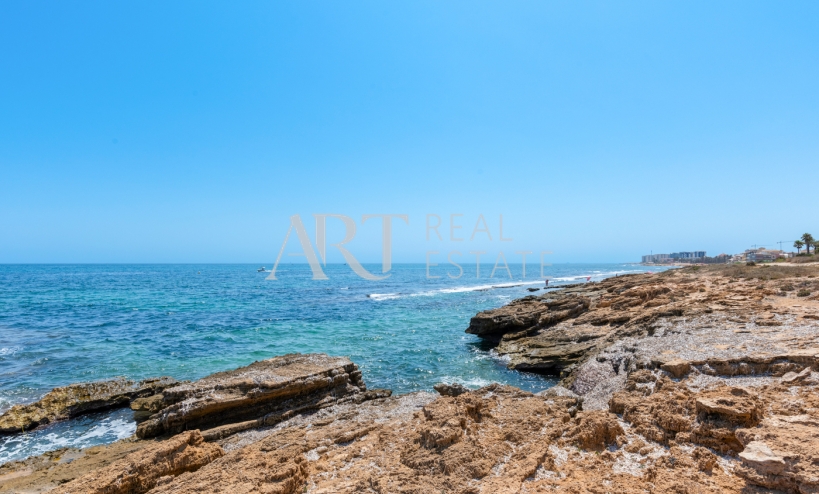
xmin=0 ymin=377 xmax=177 ymax=434
xmin=433 ymin=382 xmax=468 ymax=397
xmin=52 ymin=431 xmax=223 ymax=494
xmin=134 ymin=353 xmax=388 ymax=440
xmin=468 ymin=264 xmax=819 ymax=382
xmin=2 ymin=264 xmax=819 ymax=493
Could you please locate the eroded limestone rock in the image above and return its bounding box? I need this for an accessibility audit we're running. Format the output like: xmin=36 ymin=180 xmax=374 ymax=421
xmin=52 ymin=430 xmax=223 ymax=494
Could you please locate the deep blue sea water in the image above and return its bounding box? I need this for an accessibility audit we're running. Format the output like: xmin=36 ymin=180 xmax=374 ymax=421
xmin=0 ymin=263 xmax=670 ymax=464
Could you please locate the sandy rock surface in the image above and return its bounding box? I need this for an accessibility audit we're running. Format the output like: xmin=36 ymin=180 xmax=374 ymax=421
xmin=51 ymin=430 xmax=223 ymax=494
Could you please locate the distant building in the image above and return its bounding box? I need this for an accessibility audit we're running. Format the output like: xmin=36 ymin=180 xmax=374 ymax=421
xmin=642 ymin=254 xmax=670 ymax=263
xmin=641 ymin=252 xmax=705 ymax=263
xmin=669 ymin=251 xmax=706 ymax=259
xmin=746 ymin=248 xmax=785 ymax=262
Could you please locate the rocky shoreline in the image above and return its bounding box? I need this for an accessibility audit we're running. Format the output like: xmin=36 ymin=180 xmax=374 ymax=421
xmin=1 ymin=263 xmax=818 ymax=493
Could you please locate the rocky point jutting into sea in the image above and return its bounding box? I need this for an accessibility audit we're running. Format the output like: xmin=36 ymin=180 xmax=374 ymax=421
xmin=1 ymin=263 xmax=819 ymax=493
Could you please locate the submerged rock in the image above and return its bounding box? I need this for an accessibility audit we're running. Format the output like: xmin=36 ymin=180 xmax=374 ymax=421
xmin=0 ymin=377 xmax=177 ymax=434
xmin=136 ymin=353 xmax=376 ymax=439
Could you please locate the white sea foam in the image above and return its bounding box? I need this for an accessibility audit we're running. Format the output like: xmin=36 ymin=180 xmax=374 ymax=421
xmin=365 ymin=269 xmax=657 ymax=301
xmin=0 ymin=347 xmax=22 ymax=357
xmin=367 ymin=293 xmax=402 ymax=301
xmin=368 ymin=280 xmax=548 ymax=301
xmin=550 ymin=269 xmax=647 ymax=282
xmin=0 ymin=409 xmax=136 ymax=466
xmin=415 ymin=280 xmax=546 ymax=296
xmin=437 ymin=376 xmax=495 ymax=389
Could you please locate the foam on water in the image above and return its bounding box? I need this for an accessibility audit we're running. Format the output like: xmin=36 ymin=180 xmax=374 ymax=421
xmin=0 ymin=347 xmax=23 ymax=357
xmin=0 ymin=408 xmax=136 ymax=465
xmin=367 ymin=293 xmax=402 ymax=301
xmin=369 ymin=280 xmax=551 ymax=301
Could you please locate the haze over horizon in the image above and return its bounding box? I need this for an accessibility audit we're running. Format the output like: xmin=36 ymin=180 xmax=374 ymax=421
xmin=1 ymin=1 xmax=817 ymax=263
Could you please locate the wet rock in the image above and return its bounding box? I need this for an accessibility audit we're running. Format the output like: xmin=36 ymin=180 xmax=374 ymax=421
xmin=136 ymin=353 xmax=370 ymax=439
xmin=131 ymin=394 xmax=166 ymax=422
xmin=52 ymin=430 xmax=223 ymax=494
xmin=433 ymin=382 xmax=468 ymax=397
xmin=0 ymin=377 xmax=177 ymax=434
xmin=466 ymin=294 xmax=592 ymax=340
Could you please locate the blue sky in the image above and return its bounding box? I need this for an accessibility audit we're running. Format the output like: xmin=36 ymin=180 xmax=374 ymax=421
xmin=1 ymin=1 xmax=817 ymax=263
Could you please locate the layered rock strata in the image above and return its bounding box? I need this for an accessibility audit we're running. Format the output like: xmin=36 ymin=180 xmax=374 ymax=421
xmin=135 ymin=353 xmax=387 ymax=440
xmin=0 ymin=377 xmax=177 ymax=434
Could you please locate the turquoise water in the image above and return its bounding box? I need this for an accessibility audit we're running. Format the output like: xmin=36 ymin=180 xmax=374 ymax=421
xmin=0 ymin=263 xmax=669 ymax=463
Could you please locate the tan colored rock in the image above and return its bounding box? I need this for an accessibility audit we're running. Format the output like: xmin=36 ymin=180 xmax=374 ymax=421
xmin=738 ymin=441 xmax=786 ymax=475
xmin=149 ymin=440 xmax=307 ymax=494
xmin=136 ymin=353 xmax=369 ymax=439
xmin=661 ymin=359 xmax=691 ymax=378
xmin=130 ymin=393 xmax=165 ymax=422
xmin=469 ymin=264 xmax=819 ymax=382
xmin=0 ymin=440 xmax=148 ymax=494
xmin=564 ymin=410 xmax=624 ymax=450
xmin=781 ymin=367 xmax=812 ymax=384
xmin=52 ymin=430 xmax=223 ymax=494
xmin=149 ymin=385 xmax=749 ymax=494
xmin=695 ymin=387 xmax=762 ymax=426
xmin=9 ymin=265 xmax=819 ymax=493
xmin=10 ymin=375 xmax=817 ymax=494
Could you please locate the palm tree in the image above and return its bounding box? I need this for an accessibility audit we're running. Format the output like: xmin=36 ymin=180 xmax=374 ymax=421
xmin=802 ymin=233 xmax=815 ymax=255
xmin=794 ymin=240 xmax=804 ymax=254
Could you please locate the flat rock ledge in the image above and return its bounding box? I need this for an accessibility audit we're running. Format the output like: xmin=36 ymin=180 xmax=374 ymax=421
xmin=0 ymin=377 xmax=177 ymax=434
xmin=135 ymin=353 xmax=388 ymax=440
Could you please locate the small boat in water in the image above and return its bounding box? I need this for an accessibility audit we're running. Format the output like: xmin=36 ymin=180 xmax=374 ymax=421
xmin=257 ymin=267 xmax=267 ymax=272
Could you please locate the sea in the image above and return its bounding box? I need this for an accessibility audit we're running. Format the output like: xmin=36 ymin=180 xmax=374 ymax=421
xmin=0 ymin=263 xmax=670 ymax=465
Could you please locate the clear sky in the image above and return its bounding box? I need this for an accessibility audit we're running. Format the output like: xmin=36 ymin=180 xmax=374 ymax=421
xmin=1 ymin=1 xmax=817 ymax=263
